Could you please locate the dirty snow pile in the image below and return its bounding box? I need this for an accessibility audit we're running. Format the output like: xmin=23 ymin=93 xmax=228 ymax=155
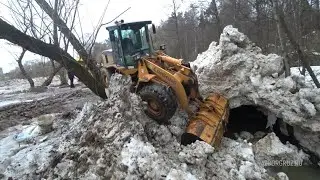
xmin=1 ymin=74 xmax=309 ymax=180
xmin=36 ymin=74 xmax=271 ymax=180
xmin=191 ymin=25 xmax=320 ymax=158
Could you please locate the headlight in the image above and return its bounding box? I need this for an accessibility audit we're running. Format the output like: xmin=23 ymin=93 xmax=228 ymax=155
xmin=133 ymin=53 xmax=141 ymax=61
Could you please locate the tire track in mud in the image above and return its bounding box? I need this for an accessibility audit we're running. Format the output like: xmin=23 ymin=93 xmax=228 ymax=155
xmin=0 ymin=89 xmax=98 ymax=131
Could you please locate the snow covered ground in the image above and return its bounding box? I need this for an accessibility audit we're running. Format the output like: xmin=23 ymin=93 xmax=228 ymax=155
xmin=290 ymin=66 xmax=320 ymax=88
xmin=0 ymin=76 xmax=59 ymax=95
xmin=0 ymin=76 xmax=83 ymax=108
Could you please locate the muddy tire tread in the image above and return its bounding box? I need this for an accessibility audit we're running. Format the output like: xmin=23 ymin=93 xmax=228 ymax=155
xmin=138 ymin=83 xmax=178 ymax=124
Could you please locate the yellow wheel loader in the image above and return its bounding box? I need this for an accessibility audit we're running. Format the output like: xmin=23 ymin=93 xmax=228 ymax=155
xmin=99 ymin=20 xmax=230 ymax=148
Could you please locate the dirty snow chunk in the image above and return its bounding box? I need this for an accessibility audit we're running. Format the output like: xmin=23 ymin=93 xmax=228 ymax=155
xmin=120 ymin=137 xmax=168 ymax=179
xmin=2 ymin=139 xmax=56 ymax=179
xmin=238 ymin=161 xmax=263 ymax=179
xmin=250 ymin=75 xmax=262 ymax=87
xmin=299 ymin=99 xmax=317 ymax=117
xmin=37 ymin=114 xmax=54 ymax=134
xmin=276 ymin=172 xmax=289 ymax=180
xmin=298 ymin=88 xmax=320 ymax=103
xmin=145 ymin=123 xmax=173 ymax=145
xmin=253 ymin=133 xmax=309 ymax=167
xmin=54 ymin=159 xmax=76 ymax=178
xmin=206 ymin=138 xmax=269 ymax=180
xmin=266 ymin=112 xmax=277 ymax=129
xmin=254 ymin=131 xmax=267 ymax=139
xmin=219 ymin=25 xmax=250 ymax=48
xmin=178 ymin=140 xmax=214 ymax=165
xmin=121 ymin=137 xmax=157 ymax=173
xmin=14 ymin=124 xmax=41 ymax=143
xmin=166 ymin=169 xmax=197 ymax=180
xmin=276 ymin=77 xmax=296 ymax=92
xmin=259 ymin=54 xmax=284 ymax=77
xmin=239 ymin=131 xmax=254 ymax=140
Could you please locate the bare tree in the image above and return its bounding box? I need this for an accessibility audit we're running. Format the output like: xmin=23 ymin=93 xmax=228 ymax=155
xmin=6 ymin=0 xmax=40 ymax=88
xmin=273 ymin=0 xmax=320 ymax=88
xmin=42 ymin=0 xmax=80 ymax=86
xmin=206 ymin=0 xmax=222 ymax=37
xmin=34 ymin=0 xmax=104 ymax=85
xmin=271 ymin=0 xmax=290 ymax=77
xmin=172 ymin=0 xmax=183 ymax=58
xmin=0 ymin=18 xmax=107 ymax=98
xmin=16 ymin=48 xmax=35 ymax=87
xmin=7 ymin=0 xmax=63 ymax=88
xmin=6 ymin=0 xmax=93 ymax=87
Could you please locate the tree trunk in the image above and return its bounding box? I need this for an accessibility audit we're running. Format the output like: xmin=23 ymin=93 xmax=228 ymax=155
xmin=35 ymin=0 xmax=87 ymax=60
xmin=41 ymin=63 xmax=63 ymax=87
xmin=34 ymin=0 xmax=102 ymax=82
xmin=255 ymin=0 xmax=263 ymax=48
xmin=316 ymin=0 xmax=320 ymax=29
xmin=59 ymin=68 xmax=68 ymax=85
xmin=172 ymin=0 xmax=182 ymax=58
xmin=272 ymin=0 xmax=291 ymax=77
xmin=0 ymin=18 xmax=107 ymax=98
xmin=277 ymin=3 xmax=320 ymax=88
xmin=212 ymin=0 xmax=222 ymax=39
xmin=298 ymin=0 xmax=307 ymax=75
xmin=17 ymin=49 xmax=35 ymax=88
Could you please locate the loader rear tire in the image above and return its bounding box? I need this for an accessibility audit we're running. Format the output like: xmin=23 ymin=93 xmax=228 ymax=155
xmin=100 ymin=67 xmax=112 ymax=88
xmin=138 ymin=83 xmax=178 ymax=124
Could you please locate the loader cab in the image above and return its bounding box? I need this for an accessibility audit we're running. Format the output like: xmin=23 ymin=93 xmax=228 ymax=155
xmin=106 ymin=20 xmax=155 ymax=68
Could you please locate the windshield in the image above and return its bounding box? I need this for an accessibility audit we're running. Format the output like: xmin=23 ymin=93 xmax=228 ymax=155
xmin=120 ymin=25 xmax=149 ymax=56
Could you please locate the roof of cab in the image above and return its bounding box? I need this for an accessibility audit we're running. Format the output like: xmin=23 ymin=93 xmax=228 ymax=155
xmin=106 ymin=20 xmax=152 ymax=31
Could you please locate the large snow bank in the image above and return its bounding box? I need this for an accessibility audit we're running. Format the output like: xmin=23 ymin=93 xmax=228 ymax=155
xmin=3 ymin=72 xmax=316 ymax=179
xmin=38 ymin=74 xmax=271 ymax=180
xmin=0 ymin=74 xmax=280 ymax=179
xmin=191 ymin=25 xmax=320 ymax=158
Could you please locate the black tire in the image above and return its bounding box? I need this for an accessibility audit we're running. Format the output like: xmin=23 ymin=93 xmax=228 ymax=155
xmin=100 ymin=67 xmax=112 ymax=88
xmin=138 ymin=83 xmax=178 ymax=124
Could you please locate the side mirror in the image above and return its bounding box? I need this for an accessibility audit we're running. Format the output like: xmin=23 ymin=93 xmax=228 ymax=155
xmin=160 ymin=44 xmax=166 ymax=51
xmin=152 ymin=24 xmax=156 ymax=34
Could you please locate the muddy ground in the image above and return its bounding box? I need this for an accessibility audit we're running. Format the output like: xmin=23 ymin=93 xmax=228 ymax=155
xmin=0 ymin=77 xmax=100 ymax=132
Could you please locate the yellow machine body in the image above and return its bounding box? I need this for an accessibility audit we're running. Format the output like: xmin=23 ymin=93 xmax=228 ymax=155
xmin=102 ymin=50 xmax=230 ymax=148
xmin=101 ymin=20 xmax=230 ymax=148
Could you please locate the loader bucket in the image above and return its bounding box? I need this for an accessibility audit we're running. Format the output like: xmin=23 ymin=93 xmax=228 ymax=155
xmin=181 ymin=93 xmax=229 ymax=148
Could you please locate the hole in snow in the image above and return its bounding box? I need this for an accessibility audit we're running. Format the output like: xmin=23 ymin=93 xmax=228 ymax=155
xmin=224 ymin=105 xmax=269 ymax=138
xmin=224 ymin=105 xmax=298 ymax=143
xmin=223 ymin=105 xmax=320 ymax=165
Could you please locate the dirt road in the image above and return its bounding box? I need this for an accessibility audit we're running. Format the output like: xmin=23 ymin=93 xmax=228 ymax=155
xmin=0 ymin=78 xmax=100 ymax=131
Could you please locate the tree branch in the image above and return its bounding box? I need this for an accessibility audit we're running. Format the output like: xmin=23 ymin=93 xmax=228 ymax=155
xmin=0 ymin=18 xmax=107 ymax=98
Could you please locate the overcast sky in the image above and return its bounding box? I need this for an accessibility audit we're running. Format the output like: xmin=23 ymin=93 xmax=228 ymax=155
xmin=0 ymin=0 xmax=196 ymax=73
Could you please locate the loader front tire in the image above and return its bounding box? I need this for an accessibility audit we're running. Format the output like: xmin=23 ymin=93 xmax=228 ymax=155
xmin=138 ymin=83 xmax=178 ymax=124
